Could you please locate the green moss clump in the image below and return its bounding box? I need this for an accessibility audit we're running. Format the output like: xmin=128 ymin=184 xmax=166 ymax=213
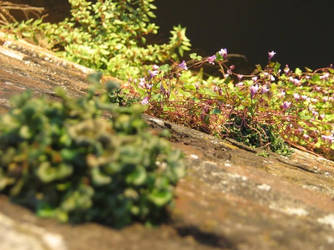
xmin=0 ymin=74 xmax=185 ymax=228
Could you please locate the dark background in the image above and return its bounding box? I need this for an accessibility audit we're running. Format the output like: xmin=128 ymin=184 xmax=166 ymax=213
xmin=7 ymin=0 xmax=334 ymax=69
xmin=154 ymin=0 xmax=334 ymax=69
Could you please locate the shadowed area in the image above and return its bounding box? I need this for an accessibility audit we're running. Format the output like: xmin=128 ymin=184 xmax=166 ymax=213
xmin=155 ymin=0 xmax=334 ymax=69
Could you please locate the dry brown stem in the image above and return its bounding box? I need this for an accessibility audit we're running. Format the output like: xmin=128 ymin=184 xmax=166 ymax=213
xmin=0 ymin=1 xmax=45 ymax=25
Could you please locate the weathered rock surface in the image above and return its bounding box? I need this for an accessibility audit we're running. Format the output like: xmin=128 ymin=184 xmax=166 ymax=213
xmin=1 ymin=32 xmax=334 ymax=250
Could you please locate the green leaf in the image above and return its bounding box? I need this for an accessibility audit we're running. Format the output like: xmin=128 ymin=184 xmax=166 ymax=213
xmin=126 ymin=166 xmax=147 ymax=186
xmin=148 ymin=189 xmax=172 ymax=206
xmin=91 ymin=167 xmax=112 ymax=186
xmin=211 ymin=108 xmax=221 ymax=114
xmin=295 ymin=68 xmax=302 ymax=76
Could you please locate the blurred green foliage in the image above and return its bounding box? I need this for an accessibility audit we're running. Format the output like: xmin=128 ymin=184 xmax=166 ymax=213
xmin=2 ymin=0 xmax=191 ymax=80
xmin=0 ymin=73 xmax=185 ymax=227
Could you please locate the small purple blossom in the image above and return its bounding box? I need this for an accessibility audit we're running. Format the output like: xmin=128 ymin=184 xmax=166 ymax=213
xmin=213 ymin=86 xmax=222 ymax=95
xmin=139 ymin=77 xmax=146 ymax=88
xmin=268 ymin=50 xmax=276 ymax=60
xmin=311 ymin=98 xmax=318 ymax=104
xmin=301 ymin=95 xmax=308 ymax=100
xmin=160 ymin=84 xmax=167 ymax=95
xmin=178 ymin=60 xmax=188 ymax=70
xmin=279 ymin=90 xmax=286 ymax=98
xmin=321 ymin=135 xmax=334 ymax=143
xmin=218 ymin=48 xmax=228 ymax=59
xmin=236 ymin=81 xmax=244 ymax=87
xmin=297 ymin=127 xmax=304 ymax=133
xmin=149 ymin=70 xmax=159 ymax=78
xmin=293 ymin=93 xmax=300 ymax=100
xmin=138 ymin=78 xmax=152 ymax=89
xmin=152 ymin=65 xmax=159 ymax=70
xmin=141 ymin=96 xmax=149 ymax=105
xmin=261 ymin=85 xmax=270 ymax=94
xmin=282 ymin=101 xmax=291 ymax=110
xmin=237 ymin=74 xmax=244 ymax=81
xmin=320 ymin=72 xmax=330 ymax=80
xmin=303 ymin=134 xmax=309 ymax=139
xmin=270 ymin=75 xmax=275 ymax=81
xmin=312 ymin=110 xmax=319 ymax=117
xmin=195 ymin=83 xmax=200 ymax=90
xmin=207 ymin=55 xmax=216 ymax=64
xmin=284 ymin=65 xmax=290 ymax=74
xmin=252 ymin=76 xmax=258 ymax=82
xmin=289 ymin=77 xmax=301 ymax=86
xmin=148 ymin=65 xmax=159 ymax=78
xmin=250 ymin=84 xmax=259 ymax=98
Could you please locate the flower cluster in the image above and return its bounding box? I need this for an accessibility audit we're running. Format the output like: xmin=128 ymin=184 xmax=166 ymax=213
xmin=130 ymin=49 xmax=334 ymax=159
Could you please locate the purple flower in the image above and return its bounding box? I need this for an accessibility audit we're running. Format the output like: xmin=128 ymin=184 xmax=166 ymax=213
xmin=139 ymin=78 xmax=146 ymax=88
xmin=293 ymin=93 xmax=300 ymax=100
xmin=261 ymin=85 xmax=270 ymax=94
xmin=289 ymin=77 xmax=301 ymax=86
xmin=321 ymin=135 xmax=334 ymax=143
xmin=213 ymin=86 xmax=222 ymax=95
xmin=320 ymin=72 xmax=329 ymax=80
xmin=237 ymin=74 xmax=243 ymax=81
xmin=303 ymin=134 xmax=309 ymax=139
xmin=138 ymin=78 xmax=152 ymax=90
xmin=207 ymin=55 xmax=216 ymax=64
xmin=195 ymin=83 xmax=200 ymax=90
xmin=270 ymin=75 xmax=275 ymax=82
xmin=297 ymin=127 xmax=304 ymax=133
xmin=152 ymin=65 xmax=159 ymax=70
xmin=149 ymin=70 xmax=159 ymax=78
xmin=282 ymin=101 xmax=291 ymax=110
xmin=284 ymin=65 xmax=290 ymax=74
xmin=252 ymin=76 xmax=258 ymax=82
xmin=250 ymin=84 xmax=259 ymax=98
xmin=178 ymin=60 xmax=188 ymax=70
xmin=311 ymin=98 xmax=318 ymax=104
xmin=312 ymin=110 xmax=319 ymax=117
xmin=268 ymin=50 xmax=276 ymax=60
xmin=236 ymin=81 xmax=244 ymax=87
xmin=141 ymin=96 xmax=149 ymax=105
xmin=148 ymin=65 xmax=159 ymax=78
xmin=218 ymin=48 xmax=228 ymax=59
xmin=279 ymin=90 xmax=286 ymax=98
